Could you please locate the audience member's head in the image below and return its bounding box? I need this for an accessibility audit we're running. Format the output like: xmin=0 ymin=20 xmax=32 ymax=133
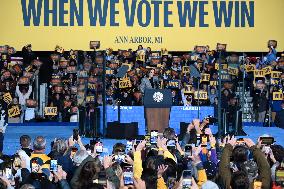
xmin=52 ymin=138 xmax=68 ymax=155
xmin=112 ymin=143 xmax=126 ymax=155
xmin=141 ymin=168 xmax=158 ymax=189
xmin=231 ymin=171 xmax=250 ymax=189
xmin=20 ymin=135 xmax=31 ymax=148
xmin=163 ymin=128 xmax=176 ymax=140
xmin=33 ymin=136 xmax=46 ymax=152
xmin=78 ymin=158 xmax=102 ymax=188
xmin=232 ymin=146 xmax=249 ymax=163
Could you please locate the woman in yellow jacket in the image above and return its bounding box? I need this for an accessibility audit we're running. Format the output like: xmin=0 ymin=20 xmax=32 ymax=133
xmin=133 ymin=138 xmax=207 ymax=188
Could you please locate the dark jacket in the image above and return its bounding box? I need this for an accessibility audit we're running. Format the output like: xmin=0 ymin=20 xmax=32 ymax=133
xmin=219 ymin=144 xmax=271 ymax=189
xmin=275 ymin=109 xmax=284 ymax=128
xmin=253 ymin=90 xmax=268 ymax=112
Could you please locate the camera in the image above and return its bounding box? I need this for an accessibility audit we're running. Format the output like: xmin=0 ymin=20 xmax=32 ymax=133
xmin=205 ymin=116 xmax=217 ymax=124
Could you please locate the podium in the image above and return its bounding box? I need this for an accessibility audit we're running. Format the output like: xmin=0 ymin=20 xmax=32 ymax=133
xmin=144 ymin=89 xmax=172 ymax=132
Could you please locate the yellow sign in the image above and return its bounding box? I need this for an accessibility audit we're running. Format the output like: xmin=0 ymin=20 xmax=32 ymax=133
xmin=3 ymin=93 xmax=12 ymax=105
xmin=228 ymin=67 xmax=239 ymax=76
xmin=271 ymin=79 xmax=279 ymax=85
xmin=215 ymin=63 xmax=228 ymax=71
xmin=194 ymin=91 xmax=208 ymax=100
xmin=182 ymin=66 xmax=190 ymax=74
xmin=273 ymin=92 xmax=283 ymax=101
xmin=0 ymin=0 xmax=283 ymax=51
xmin=184 ymin=85 xmax=194 ymax=94
xmin=106 ymin=69 xmax=114 ymax=75
xmin=88 ymin=83 xmax=96 ymax=90
xmin=271 ymin=71 xmax=282 ymax=78
xmin=86 ymin=96 xmax=95 ymax=103
xmin=210 ymin=80 xmax=217 ymax=86
xmin=44 ymin=107 xmax=58 ymax=116
xmin=245 ymin=64 xmax=256 ymax=72
xmin=136 ymin=50 xmax=146 ymax=62
xmin=254 ymin=70 xmax=265 ymax=78
xmin=201 ymin=74 xmax=210 ymax=82
xmin=8 ymin=106 xmax=21 ymax=118
xmin=262 ymin=66 xmax=272 ymax=75
xmin=168 ymin=80 xmax=180 ymax=88
xmin=119 ymin=78 xmax=132 ymax=88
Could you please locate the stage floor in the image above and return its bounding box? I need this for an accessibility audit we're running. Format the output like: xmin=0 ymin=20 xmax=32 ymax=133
xmin=3 ymin=125 xmax=284 ymax=155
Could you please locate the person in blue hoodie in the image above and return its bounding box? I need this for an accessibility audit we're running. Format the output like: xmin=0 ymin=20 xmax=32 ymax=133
xmin=265 ymin=46 xmax=277 ymax=64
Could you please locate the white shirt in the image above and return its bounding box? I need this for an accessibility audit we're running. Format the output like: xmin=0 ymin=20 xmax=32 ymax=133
xmin=16 ymin=85 xmax=32 ymax=106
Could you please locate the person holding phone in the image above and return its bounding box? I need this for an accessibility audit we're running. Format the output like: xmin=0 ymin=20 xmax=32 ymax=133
xmin=219 ymin=136 xmax=271 ymax=189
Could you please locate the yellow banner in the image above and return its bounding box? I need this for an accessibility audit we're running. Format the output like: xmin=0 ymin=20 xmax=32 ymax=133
xmin=168 ymin=80 xmax=180 ymax=88
xmin=184 ymin=85 xmax=194 ymax=94
xmin=245 ymin=64 xmax=256 ymax=72
xmin=210 ymin=80 xmax=217 ymax=86
xmin=273 ymin=92 xmax=283 ymax=101
xmin=86 ymin=96 xmax=95 ymax=103
xmin=119 ymin=78 xmax=132 ymax=88
xmin=271 ymin=71 xmax=282 ymax=78
xmin=182 ymin=66 xmax=190 ymax=74
xmin=136 ymin=50 xmax=146 ymax=62
xmin=3 ymin=93 xmax=12 ymax=105
xmin=44 ymin=107 xmax=58 ymax=116
xmin=228 ymin=67 xmax=239 ymax=76
xmin=254 ymin=70 xmax=265 ymax=78
xmin=0 ymin=0 xmax=283 ymax=51
xmin=8 ymin=106 xmax=21 ymax=118
xmin=106 ymin=69 xmax=114 ymax=75
xmin=271 ymin=79 xmax=279 ymax=85
xmin=262 ymin=66 xmax=272 ymax=75
xmin=194 ymin=91 xmax=208 ymax=100
xmin=215 ymin=63 xmax=228 ymax=71
xmin=201 ymin=74 xmax=210 ymax=82
xmin=88 ymin=83 xmax=96 ymax=90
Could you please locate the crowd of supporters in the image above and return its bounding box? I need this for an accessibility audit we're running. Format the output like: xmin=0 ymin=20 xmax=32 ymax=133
xmin=0 ymin=117 xmax=284 ymax=189
xmin=0 ymin=43 xmax=283 ymax=125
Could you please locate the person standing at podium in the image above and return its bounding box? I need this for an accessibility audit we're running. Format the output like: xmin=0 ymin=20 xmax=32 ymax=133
xmin=139 ymin=69 xmax=159 ymax=94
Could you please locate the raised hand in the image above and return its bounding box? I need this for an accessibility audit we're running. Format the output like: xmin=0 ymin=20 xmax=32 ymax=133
xmin=157 ymin=164 xmax=168 ymax=178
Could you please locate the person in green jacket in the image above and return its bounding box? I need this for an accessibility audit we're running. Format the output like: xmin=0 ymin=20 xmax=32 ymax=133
xmin=219 ymin=136 xmax=271 ymax=189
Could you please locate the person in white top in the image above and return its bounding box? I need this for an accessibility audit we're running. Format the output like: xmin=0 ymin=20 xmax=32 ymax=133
xmin=16 ymin=85 xmax=32 ymax=123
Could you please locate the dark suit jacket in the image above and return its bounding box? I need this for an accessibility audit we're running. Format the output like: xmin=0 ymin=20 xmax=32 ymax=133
xmin=275 ymin=109 xmax=284 ymax=128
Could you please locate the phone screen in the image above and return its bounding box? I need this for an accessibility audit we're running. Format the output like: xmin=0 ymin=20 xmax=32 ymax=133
xmin=50 ymin=160 xmax=58 ymax=172
xmin=182 ymin=170 xmax=192 ymax=189
xmin=167 ymin=140 xmax=176 ymax=150
xmin=150 ymin=130 xmax=158 ymax=144
xmin=126 ymin=141 xmax=133 ymax=153
xmin=276 ymin=170 xmax=284 ymax=182
xmin=260 ymin=137 xmax=274 ymax=145
xmin=5 ymin=168 xmax=12 ymax=180
xmin=167 ymin=177 xmax=176 ymax=189
xmin=123 ymin=166 xmax=134 ymax=185
xmin=115 ymin=153 xmax=125 ymax=163
xmin=95 ymin=142 xmax=103 ymax=153
xmin=185 ymin=145 xmax=192 ymax=157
